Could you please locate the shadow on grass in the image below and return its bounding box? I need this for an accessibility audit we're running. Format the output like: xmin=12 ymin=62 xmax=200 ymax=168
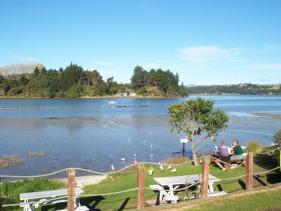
xmin=238 ymin=179 xmax=246 ymax=190
xmin=41 ymin=196 xmax=105 ymax=211
xmin=254 ymin=154 xmax=278 ymax=170
xmin=118 ymin=197 xmax=130 ymax=211
xmin=266 ymin=172 xmax=281 ymax=184
xmin=79 ymin=196 xmax=105 ymax=210
xmin=254 ymin=154 xmax=281 ymax=185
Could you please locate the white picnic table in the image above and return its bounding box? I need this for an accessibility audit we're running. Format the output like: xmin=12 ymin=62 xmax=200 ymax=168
xmin=20 ymin=187 xmax=84 ymax=211
xmin=153 ymin=174 xmax=221 ymax=202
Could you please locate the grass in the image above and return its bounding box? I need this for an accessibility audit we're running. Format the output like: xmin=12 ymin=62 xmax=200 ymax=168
xmin=0 ymin=178 xmax=65 ymax=209
xmin=189 ymin=187 xmax=281 ymax=211
xmin=1 ymin=153 xmax=281 ymax=210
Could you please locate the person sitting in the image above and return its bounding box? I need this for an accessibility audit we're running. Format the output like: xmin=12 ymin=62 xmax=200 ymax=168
xmin=214 ymin=140 xmax=231 ymax=171
xmin=230 ymin=139 xmax=245 ymax=162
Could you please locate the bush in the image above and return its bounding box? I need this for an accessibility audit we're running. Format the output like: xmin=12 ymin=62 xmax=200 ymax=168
xmin=65 ymin=84 xmax=81 ymax=98
xmin=246 ymin=140 xmax=262 ymax=153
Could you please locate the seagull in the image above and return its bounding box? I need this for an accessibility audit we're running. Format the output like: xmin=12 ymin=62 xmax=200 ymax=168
xmin=148 ymin=169 xmax=154 ymax=176
xmin=171 ymin=168 xmax=177 ymax=173
xmin=111 ymin=164 xmax=115 ymax=171
xmin=167 ymin=165 xmax=172 ymax=170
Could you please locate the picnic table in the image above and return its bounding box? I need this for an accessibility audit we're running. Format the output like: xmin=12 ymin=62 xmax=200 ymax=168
xmin=20 ymin=188 xmax=84 ymax=211
xmin=152 ymin=174 xmax=222 ymax=203
xmin=154 ymin=174 xmax=220 ymax=194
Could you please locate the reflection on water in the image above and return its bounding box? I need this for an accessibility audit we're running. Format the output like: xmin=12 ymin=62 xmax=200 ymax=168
xmin=0 ymin=96 xmax=281 ymax=175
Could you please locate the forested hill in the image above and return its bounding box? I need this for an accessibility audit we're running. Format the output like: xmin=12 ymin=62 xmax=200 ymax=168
xmin=188 ymin=84 xmax=281 ymax=95
xmin=0 ymin=64 xmax=188 ymax=98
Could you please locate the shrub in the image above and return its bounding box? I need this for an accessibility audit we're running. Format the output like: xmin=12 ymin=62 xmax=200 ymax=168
xmin=246 ymin=140 xmax=262 ymax=153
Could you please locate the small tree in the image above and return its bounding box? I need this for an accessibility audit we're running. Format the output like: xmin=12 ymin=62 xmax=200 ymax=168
xmin=204 ymin=109 xmax=228 ymax=143
xmin=168 ymin=98 xmax=228 ymax=166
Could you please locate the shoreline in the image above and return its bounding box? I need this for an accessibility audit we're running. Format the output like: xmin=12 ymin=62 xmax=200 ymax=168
xmin=0 ymin=95 xmax=183 ymax=100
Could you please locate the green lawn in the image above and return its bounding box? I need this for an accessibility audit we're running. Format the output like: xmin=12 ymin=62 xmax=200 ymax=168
xmin=1 ymin=153 xmax=280 ymax=211
xmin=189 ymin=187 xmax=281 ymax=211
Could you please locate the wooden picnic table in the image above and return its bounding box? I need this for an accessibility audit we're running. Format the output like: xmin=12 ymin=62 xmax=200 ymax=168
xmin=153 ymin=174 xmax=220 ymax=197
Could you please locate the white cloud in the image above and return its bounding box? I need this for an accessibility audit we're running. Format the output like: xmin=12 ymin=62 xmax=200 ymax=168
xmin=10 ymin=54 xmax=36 ymax=63
xmin=180 ymin=46 xmax=241 ymax=63
xmin=253 ymin=63 xmax=281 ymax=70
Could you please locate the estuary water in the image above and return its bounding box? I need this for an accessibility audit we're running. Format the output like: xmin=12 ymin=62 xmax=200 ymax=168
xmin=0 ymin=95 xmax=281 ymax=175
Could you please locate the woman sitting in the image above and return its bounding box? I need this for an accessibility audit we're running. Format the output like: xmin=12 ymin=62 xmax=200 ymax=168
xmin=214 ymin=140 xmax=231 ymax=171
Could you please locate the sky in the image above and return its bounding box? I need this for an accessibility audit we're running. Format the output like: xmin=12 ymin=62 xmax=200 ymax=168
xmin=0 ymin=0 xmax=281 ymax=85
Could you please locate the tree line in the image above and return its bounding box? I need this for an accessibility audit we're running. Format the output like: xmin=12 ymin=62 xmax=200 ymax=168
xmin=0 ymin=64 xmax=188 ymax=98
xmin=188 ymin=84 xmax=281 ymax=95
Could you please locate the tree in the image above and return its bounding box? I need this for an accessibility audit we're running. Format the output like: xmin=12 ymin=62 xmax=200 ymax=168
xmin=131 ymin=66 xmax=147 ymax=89
xmin=168 ymin=98 xmax=228 ymax=166
xmin=204 ymin=109 xmax=228 ymax=143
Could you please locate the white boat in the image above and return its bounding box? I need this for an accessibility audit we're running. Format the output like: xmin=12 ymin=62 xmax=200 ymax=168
xmin=108 ymin=100 xmax=117 ymax=104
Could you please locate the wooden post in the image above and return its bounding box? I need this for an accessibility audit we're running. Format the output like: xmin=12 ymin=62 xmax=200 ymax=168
xmin=200 ymin=157 xmax=210 ymax=199
xmin=246 ymin=152 xmax=253 ymax=190
xmin=279 ymin=149 xmax=281 ymax=172
xmin=137 ymin=164 xmax=145 ymax=209
xmin=67 ymin=169 xmax=76 ymax=211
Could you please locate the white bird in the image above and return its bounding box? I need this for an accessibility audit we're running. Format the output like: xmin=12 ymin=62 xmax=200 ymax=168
xmin=159 ymin=164 xmax=164 ymax=171
xmin=148 ymin=169 xmax=154 ymax=176
xmin=171 ymin=168 xmax=177 ymax=173
xmin=111 ymin=164 xmax=115 ymax=171
xmin=167 ymin=165 xmax=172 ymax=170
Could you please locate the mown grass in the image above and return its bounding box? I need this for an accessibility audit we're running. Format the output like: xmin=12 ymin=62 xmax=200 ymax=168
xmin=1 ymin=152 xmax=280 ymax=210
xmin=189 ymin=188 xmax=281 ymax=211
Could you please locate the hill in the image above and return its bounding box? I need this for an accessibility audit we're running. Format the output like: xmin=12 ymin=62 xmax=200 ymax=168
xmin=0 ymin=63 xmax=44 ymax=75
xmin=0 ymin=63 xmax=188 ymax=98
xmin=188 ymin=84 xmax=281 ymax=95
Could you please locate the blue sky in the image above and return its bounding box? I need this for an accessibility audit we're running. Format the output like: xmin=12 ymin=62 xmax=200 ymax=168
xmin=0 ymin=0 xmax=281 ymax=85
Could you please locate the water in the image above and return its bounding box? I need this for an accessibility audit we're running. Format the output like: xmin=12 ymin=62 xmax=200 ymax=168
xmin=0 ymin=95 xmax=281 ymax=175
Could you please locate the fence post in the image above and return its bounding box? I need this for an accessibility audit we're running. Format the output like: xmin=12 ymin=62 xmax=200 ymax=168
xmin=137 ymin=164 xmax=145 ymax=209
xmin=200 ymin=156 xmax=210 ymax=199
xmin=279 ymin=149 xmax=281 ymax=172
xmin=246 ymin=152 xmax=253 ymax=190
xmin=67 ymin=168 xmax=76 ymax=211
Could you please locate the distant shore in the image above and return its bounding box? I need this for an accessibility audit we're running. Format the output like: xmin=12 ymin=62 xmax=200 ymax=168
xmin=0 ymin=95 xmax=183 ymax=99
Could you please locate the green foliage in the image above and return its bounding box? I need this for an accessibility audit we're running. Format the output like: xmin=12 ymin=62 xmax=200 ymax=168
xmin=246 ymin=140 xmax=262 ymax=153
xmin=188 ymin=83 xmax=281 ymax=95
xmin=168 ymin=98 xmax=228 ymax=164
xmin=65 ymin=84 xmax=81 ymax=98
xmin=0 ymin=179 xmax=64 ymax=204
xmin=131 ymin=66 xmax=188 ymax=97
xmin=0 ymin=64 xmax=187 ymax=98
xmin=274 ymin=129 xmax=281 ymax=146
xmin=204 ymin=109 xmax=228 ymax=142
xmin=168 ymin=98 xmax=215 ymax=137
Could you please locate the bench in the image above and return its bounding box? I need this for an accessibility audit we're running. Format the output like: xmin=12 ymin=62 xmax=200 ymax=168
xmin=19 ymin=188 xmax=83 ymax=211
xmin=149 ymin=184 xmax=179 ymax=203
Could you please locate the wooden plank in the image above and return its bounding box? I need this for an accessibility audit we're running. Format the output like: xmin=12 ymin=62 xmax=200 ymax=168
xmin=153 ymin=174 xmax=219 ymax=187
xmin=19 ymin=188 xmax=82 ymax=201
